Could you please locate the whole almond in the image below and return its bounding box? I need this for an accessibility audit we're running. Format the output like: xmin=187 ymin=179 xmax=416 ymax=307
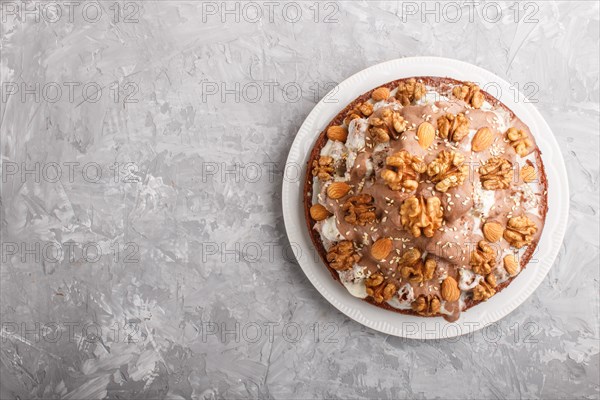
xmin=371 ymin=87 xmax=390 ymax=102
xmin=520 ymin=165 xmax=537 ymax=182
xmin=482 ymin=221 xmax=504 ymax=243
xmin=472 ymin=127 xmax=494 ymax=152
xmin=327 ymin=125 xmax=348 ymax=142
xmin=417 ymin=122 xmax=435 ymax=149
xmin=327 ymin=182 xmax=351 ymax=199
xmin=309 ymin=204 xmax=330 ymax=221
xmin=503 ymin=254 xmax=518 ymax=276
xmin=371 ymin=237 xmax=393 ymax=260
xmin=441 ymin=276 xmax=460 ymax=302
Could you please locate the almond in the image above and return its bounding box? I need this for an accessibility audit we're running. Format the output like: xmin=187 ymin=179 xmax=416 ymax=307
xmin=327 ymin=182 xmax=351 ymax=199
xmin=503 ymin=254 xmax=518 ymax=277
xmin=520 ymin=164 xmax=537 ymax=182
xmin=472 ymin=127 xmax=494 ymax=152
xmin=371 ymin=87 xmax=390 ymax=102
xmin=371 ymin=237 xmax=393 ymax=260
xmin=327 ymin=125 xmax=348 ymax=142
xmin=441 ymin=276 xmax=460 ymax=302
xmin=482 ymin=221 xmax=504 ymax=243
xmin=417 ymin=122 xmax=435 ymax=149
xmin=309 ymin=204 xmax=330 ymax=221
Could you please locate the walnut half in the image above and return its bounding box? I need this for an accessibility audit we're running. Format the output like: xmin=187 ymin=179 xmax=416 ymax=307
xmin=452 ymin=82 xmax=484 ymax=109
xmin=396 ymin=78 xmax=426 ymax=106
xmin=381 ymin=151 xmax=426 ymax=191
xmin=470 ymin=240 xmax=496 ymax=276
xmin=312 ymin=156 xmax=335 ymax=181
xmin=344 ymin=102 xmax=374 ymax=125
xmin=369 ymin=109 xmax=408 ymax=143
xmin=427 ymin=150 xmax=468 ymax=192
xmin=326 ymin=241 xmax=360 ymax=271
xmin=365 ymin=272 xmax=397 ymax=303
xmin=400 ymin=196 xmax=444 ymax=238
xmin=437 ymin=113 xmax=470 ymax=142
xmin=411 ymin=294 xmax=441 ymax=316
xmin=398 ymin=248 xmax=437 ymax=283
xmin=504 ymin=215 xmax=537 ymax=248
xmin=506 ymin=127 xmax=533 ymax=157
xmin=472 ymin=273 xmax=497 ymax=301
xmin=341 ymin=194 xmax=377 ymax=226
xmin=479 ymin=157 xmax=513 ymax=190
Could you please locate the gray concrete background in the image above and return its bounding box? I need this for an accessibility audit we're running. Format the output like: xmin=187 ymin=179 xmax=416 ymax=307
xmin=1 ymin=1 xmax=598 ymax=399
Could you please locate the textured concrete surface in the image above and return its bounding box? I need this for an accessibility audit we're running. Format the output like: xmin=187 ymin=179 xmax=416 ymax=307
xmin=0 ymin=1 xmax=598 ymax=399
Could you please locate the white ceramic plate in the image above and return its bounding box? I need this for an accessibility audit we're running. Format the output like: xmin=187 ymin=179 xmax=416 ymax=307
xmin=281 ymin=57 xmax=569 ymax=339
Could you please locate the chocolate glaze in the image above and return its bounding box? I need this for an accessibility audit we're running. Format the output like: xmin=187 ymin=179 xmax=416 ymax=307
xmin=303 ymin=77 xmax=549 ymax=322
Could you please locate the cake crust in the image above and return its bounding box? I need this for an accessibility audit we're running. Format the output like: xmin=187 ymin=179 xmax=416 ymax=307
xmin=303 ymin=76 xmax=548 ymax=320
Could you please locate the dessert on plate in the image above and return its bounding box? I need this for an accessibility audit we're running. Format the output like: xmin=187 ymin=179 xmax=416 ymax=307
xmin=304 ymin=77 xmax=547 ymax=322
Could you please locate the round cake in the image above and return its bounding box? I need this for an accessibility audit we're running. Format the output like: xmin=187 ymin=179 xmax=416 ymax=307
xmin=303 ymin=77 xmax=548 ymax=322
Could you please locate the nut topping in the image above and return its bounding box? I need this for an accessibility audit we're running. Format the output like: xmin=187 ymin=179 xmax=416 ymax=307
xmin=504 ymin=215 xmax=537 ymax=248
xmin=399 ymin=248 xmax=437 ymax=283
xmin=395 ymin=78 xmax=426 ymax=106
xmin=520 ymin=164 xmax=537 ymax=183
xmin=472 ymin=127 xmax=494 ymax=152
xmin=437 ymin=113 xmax=470 ymax=142
xmin=506 ymin=127 xmax=533 ymax=157
xmin=327 ymin=182 xmax=351 ymax=199
xmin=452 ymin=82 xmax=484 ymax=109
xmin=326 ymin=125 xmax=348 ymax=142
xmin=366 ymin=272 xmax=384 ymax=287
xmin=381 ymin=151 xmax=426 ymax=191
xmin=371 ymin=237 xmax=393 ymax=260
xmin=365 ymin=272 xmax=397 ymax=303
xmin=312 ymin=156 xmax=335 ymax=181
xmin=486 ymin=272 xmax=497 ymax=288
xmin=441 ymin=276 xmax=460 ymax=302
xmin=479 ymin=157 xmax=513 ymax=190
xmin=411 ymin=294 xmax=441 ymax=316
xmin=417 ymin=122 xmax=435 ymax=149
xmin=469 ymin=240 xmax=496 ymax=276
xmin=371 ymin=86 xmax=390 ymax=102
xmin=400 ymin=196 xmax=444 ymax=238
xmin=472 ymin=274 xmax=497 ymax=301
xmin=369 ymin=109 xmax=408 ymax=143
xmin=427 ymin=150 xmax=468 ymax=192
xmin=341 ymin=194 xmax=376 ymax=225
xmin=482 ymin=221 xmax=504 ymax=243
xmin=344 ymin=102 xmax=373 ymax=125
xmin=326 ymin=241 xmax=360 ymax=271
xmin=370 ymin=126 xmax=390 ymax=143
xmin=392 ymin=112 xmax=408 ymax=134
xmin=310 ymin=204 xmax=331 ymax=221
xmin=503 ymin=254 xmax=519 ymax=277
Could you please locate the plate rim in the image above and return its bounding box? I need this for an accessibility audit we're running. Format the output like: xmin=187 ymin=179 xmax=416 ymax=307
xmin=281 ymin=56 xmax=569 ymax=339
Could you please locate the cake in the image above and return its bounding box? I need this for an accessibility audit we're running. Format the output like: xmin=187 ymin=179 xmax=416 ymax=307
xmin=303 ymin=77 xmax=548 ymax=322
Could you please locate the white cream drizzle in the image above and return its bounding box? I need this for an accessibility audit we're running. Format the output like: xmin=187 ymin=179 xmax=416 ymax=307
xmin=320 ymin=140 xmax=346 ymax=162
xmin=321 ymin=216 xmax=343 ymax=242
xmin=439 ymin=301 xmax=454 ymax=316
xmin=492 ymin=106 xmax=512 ymax=133
xmin=473 ymin=179 xmax=496 ymax=218
xmin=373 ymin=142 xmax=389 ymax=153
xmin=386 ymin=283 xmax=415 ymax=310
xmin=338 ymin=264 xmax=370 ymax=299
xmin=418 ymin=91 xmax=450 ymax=105
xmin=342 ymin=280 xmax=368 ymax=298
xmin=346 ymin=118 xmax=368 ymax=151
xmin=458 ymin=267 xmax=483 ymax=291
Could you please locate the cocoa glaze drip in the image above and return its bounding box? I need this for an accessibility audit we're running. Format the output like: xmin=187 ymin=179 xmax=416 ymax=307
xmin=318 ymin=97 xmax=544 ymax=322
